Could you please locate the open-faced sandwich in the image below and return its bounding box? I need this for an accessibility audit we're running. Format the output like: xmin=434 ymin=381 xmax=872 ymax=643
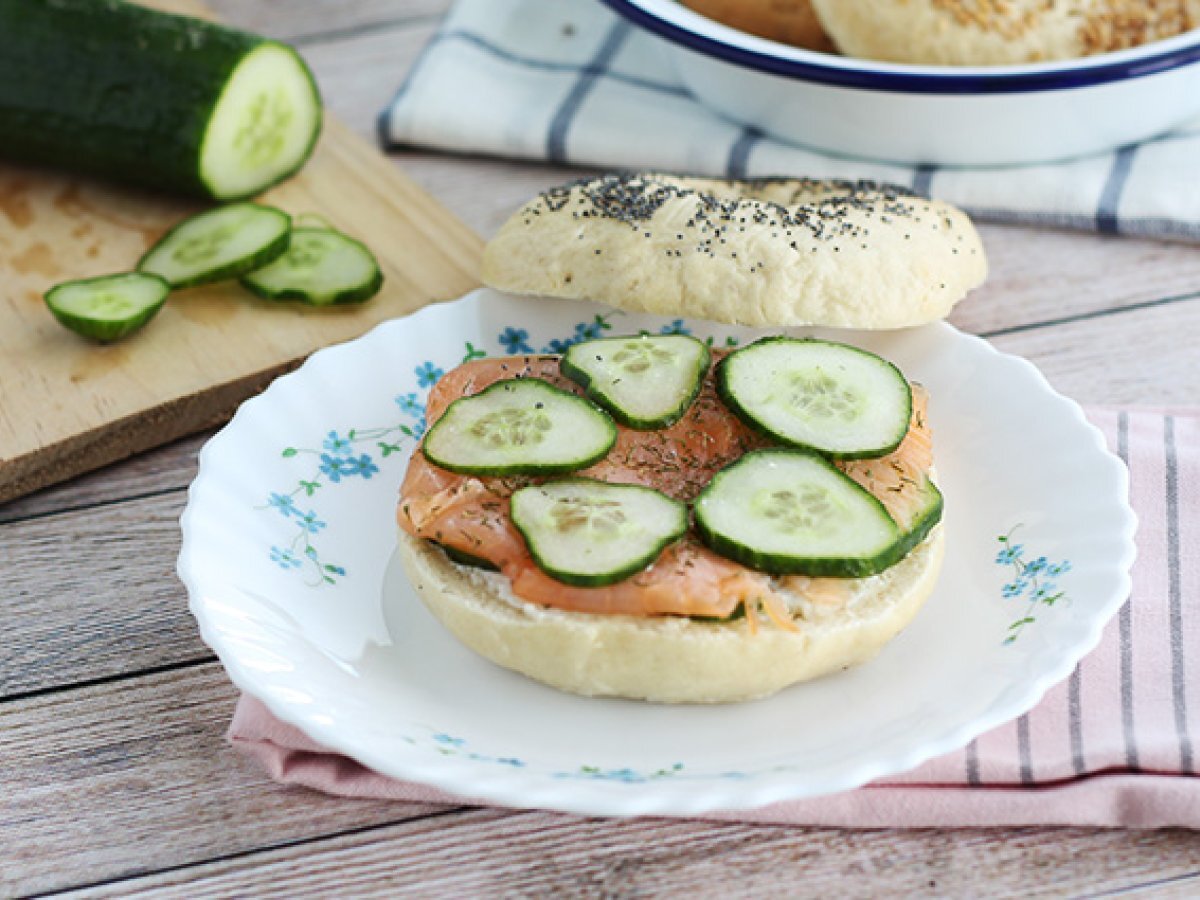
xmin=396 ymin=174 xmax=987 ymax=703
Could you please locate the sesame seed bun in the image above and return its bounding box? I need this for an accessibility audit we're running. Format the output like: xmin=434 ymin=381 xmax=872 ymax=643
xmin=397 ymin=524 xmax=945 ymax=703
xmin=811 ymin=0 xmax=1199 ymax=65
xmin=481 ymin=174 xmax=986 ymax=330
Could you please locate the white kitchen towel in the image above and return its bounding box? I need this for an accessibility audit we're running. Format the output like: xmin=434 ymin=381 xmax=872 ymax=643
xmin=379 ymin=0 xmax=1200 ymax=242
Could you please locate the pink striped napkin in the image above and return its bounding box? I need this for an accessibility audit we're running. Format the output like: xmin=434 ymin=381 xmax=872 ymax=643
xmin=229 ymin=408 xmax=1199 ymax=827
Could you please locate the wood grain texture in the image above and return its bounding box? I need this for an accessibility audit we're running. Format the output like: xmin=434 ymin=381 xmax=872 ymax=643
xmin=56 ymin=809 xmax=1200 ymax=899
xmin=205 ymin=0 xmax=448 ymax=43
xmin=0 ymin=491 xmax=204 ymax=698
xmin=0 ymin=663 xmax=457 ymax=898
xmin=0 ymin=431 xmax=205 ymax=526
xmin=0 ymin=1 xmax=482 ymax=505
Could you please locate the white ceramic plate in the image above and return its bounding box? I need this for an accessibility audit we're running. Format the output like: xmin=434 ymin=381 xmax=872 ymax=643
xmin=179 ymin=289 xmax=1135 ymax=816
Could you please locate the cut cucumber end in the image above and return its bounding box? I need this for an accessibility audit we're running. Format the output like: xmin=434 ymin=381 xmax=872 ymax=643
xmin=199 ymin=42 xmax=322 ymax=200
xmin=138 ymin=202 xmax=292 ymax=289
xmin=239 ymin=227 xmax=383 ymax=306
xmin=44 ymin=272 xmax=170 ymax=343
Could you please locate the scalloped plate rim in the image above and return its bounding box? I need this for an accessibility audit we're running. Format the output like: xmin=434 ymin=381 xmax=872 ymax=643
xmin=178 ymin=288 xmax=1137 ymax=817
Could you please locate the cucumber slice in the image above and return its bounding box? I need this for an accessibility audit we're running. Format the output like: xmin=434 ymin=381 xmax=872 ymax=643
xmin=694 ymin=449 xmax=903 ymax=577
xmin=44 ymin=272 xmax=170 ymax=343
xmin=511 ymin=479 xmax=688 ymax=587
xmin=240 ymin=227 xmax=383 ymax=306
xmin=717 ymin=337 xmax=913 ymax=459
xmin=560 ymin=334 xmax=710 ymax=429
xmin=422 ymin=379 xmax=617 ymax=477
xmin=138 ymin=203 xmax=291 ymax=289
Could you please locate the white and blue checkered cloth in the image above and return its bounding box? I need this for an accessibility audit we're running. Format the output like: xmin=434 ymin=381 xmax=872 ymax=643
xmin=380 ymin=0 xmax=1200 ymax=241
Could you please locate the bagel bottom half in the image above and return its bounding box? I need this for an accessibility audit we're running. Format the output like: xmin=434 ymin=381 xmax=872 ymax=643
xmin=396 ymin=525 xmax=945 ymax=704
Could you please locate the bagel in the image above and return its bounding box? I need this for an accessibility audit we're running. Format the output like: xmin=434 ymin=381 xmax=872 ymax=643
xmin=680 ymin=0 xmax=836 ymax=53
xmin=481 ymin=173 xmax=986 ymax=330
xmin=397 ymin=524 xmax=945 ymax=703
xmin=810 ymin=0 xmax=1199 ymax=65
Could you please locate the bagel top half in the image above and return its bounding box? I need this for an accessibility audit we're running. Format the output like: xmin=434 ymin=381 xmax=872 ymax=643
xmin=482 ymin=173 xmax=987 ymax=330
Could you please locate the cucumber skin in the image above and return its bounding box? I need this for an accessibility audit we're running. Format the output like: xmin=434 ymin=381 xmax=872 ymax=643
xmin=693 ymin=448 xmax=906 ymax=578
xmin=716 ymin=337 xmax=913 ymax=460
xmin=44 ymin=272 xmax=170 ymax=343
xmin=241 ymin=266 xmax=383 ymax=306
xmin=437 ymin=543 xmax=501 ymax=573
xmin=139 ymin=204 xmax=292 ymax=289
xmin=559 ymin=335 xmax=711 ymax=430
xmin=511 ymin=478 xmax=688 ymax=588
xmin=890 ymin=477 xmax=944 ymax=561
xmin=0 ymin=0 xmax=321 ymax=200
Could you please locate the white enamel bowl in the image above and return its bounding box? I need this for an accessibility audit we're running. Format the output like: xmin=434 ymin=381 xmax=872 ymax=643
xmin=603 ymin=0 xmax=1200 ymax=166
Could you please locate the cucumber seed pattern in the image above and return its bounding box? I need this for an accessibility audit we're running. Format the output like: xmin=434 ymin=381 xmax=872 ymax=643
xmin=470 ymin=407 xmax=554 ymax=448
xmin=612 ymin=340 xmax=676 ymax=373
xmin=787 ymin=371 xmax=862 ymax=422
xmin=757 ymin=486 xmax=835 ymax=533
xmin=550 ymin=496 xmax=627 ymax=535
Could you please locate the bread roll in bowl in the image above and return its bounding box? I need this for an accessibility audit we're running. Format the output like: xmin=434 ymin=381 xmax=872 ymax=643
xmin=397 ymin=524 xmax=945 ymax=704
xmin=680 ymin=0 xmax=836 ymax=53
xmin=811 ymin=0 xmax=1199 ymax=66
xmin=482 ymin=173 xmax=986 ymax=330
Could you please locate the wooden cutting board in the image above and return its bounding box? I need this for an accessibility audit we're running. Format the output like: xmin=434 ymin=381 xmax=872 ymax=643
xmin=0 ymin=1 xmax=483 ymax=504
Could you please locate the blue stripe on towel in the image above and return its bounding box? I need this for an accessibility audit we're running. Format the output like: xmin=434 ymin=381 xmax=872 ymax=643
xmin=547 ymin=20 xmax=633 ymax=164
xmin=726 ymin=128 xmax=762 ymax=178
xmin=1096 ymin=145 xmax=1138 ymax=235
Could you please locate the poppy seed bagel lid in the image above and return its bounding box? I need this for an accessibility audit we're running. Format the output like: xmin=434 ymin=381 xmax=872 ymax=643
xmin=481 ymin=173 xmax=988 ymax=329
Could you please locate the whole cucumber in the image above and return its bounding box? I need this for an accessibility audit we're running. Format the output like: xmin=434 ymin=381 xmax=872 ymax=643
xmin=0 ymin=0 xmax=323 ymax=200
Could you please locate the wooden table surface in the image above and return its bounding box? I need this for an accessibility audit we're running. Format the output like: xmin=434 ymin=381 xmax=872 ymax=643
xmin=4 ymin=2 xmax=1200 ymax=896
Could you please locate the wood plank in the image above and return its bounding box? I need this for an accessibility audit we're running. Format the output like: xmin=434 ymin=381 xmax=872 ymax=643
xmin=0 ymin=492 xmax=205 ymax=697
xmin=206 ymin=0 xmax=448 ymax=44
xmin=957 ymin=224 xmax=1200 ymax=337
xmin=0 ymin=432 xmax=205 ymax=526
xmin=66 ymin=806 xmax=1200 ymax=899
xmin=0 ymin=1 xmax=483 ymax=506
xmin=990 ymin=293 xmax=1200 ymax=406
xmin=0 ymin=663 xmax=458 ymax=898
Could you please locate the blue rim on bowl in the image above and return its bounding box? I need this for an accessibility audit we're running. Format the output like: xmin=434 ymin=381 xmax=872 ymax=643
xmin=601 ymin=0 xmax=1200 ymax=94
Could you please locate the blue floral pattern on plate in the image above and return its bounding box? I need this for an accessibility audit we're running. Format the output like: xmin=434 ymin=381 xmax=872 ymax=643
xmin=995 ymin=526 xmax=1072 ymax=644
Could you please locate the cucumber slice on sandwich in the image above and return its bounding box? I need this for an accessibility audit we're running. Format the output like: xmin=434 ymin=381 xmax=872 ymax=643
xmin=138 ymin=203 xmax=291 ymax=289
xmin=511 ymin=479 xmax=688 ymax=587
xmin=240 ymin=227 xmax=383 ymax=305
xmin=44 ymin=272 xmax=170 ymax=343
xmin=717 ymin=337 xmax=912 ymax=459
xmin=422 ymin=379 xmax=617 ymax=476
xmin=694 ymin=449 xmax=904 ymax=577
xmin=560 ymin=333 xmax=710 ymax=429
